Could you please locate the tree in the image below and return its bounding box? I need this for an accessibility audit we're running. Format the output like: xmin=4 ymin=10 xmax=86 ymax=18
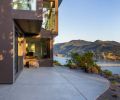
xmin=68 ymin=51 xmax=101 ymax=74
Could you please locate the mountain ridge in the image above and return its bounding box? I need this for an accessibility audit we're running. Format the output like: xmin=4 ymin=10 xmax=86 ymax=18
xmin=54 ymin=40 xmax=120 ymax=60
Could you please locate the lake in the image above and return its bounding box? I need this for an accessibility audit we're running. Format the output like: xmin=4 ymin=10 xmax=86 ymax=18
xmin=54 ymin=56 xmax=120 ymax=75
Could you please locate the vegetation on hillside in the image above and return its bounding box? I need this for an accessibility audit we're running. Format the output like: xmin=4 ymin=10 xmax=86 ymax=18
xmin=54 ymin=40 xmax=120 ymax=61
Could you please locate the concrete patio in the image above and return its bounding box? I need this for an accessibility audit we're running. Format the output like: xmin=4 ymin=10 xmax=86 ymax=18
xmin=0 ymin=67 xmax=109 ymax=100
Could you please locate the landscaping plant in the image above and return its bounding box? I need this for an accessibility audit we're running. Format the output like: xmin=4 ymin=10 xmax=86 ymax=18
xmin=67 ymin=51 xmax=101 ymax=74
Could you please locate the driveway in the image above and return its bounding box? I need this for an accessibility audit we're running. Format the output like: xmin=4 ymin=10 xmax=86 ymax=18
xmin=0 ymin=67 xmax=109 ymax=100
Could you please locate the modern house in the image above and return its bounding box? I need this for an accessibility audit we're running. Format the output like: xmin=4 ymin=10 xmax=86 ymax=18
xmin=0 ymin=0 xmax=62 ymax=84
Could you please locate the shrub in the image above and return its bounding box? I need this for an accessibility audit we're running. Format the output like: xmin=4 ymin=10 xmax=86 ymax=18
xmin=102 ymin=70 xmax=112 ymax=77
xmin=91 ymin=66 xmax=99 ymax=74
xmin=70 ymin=52 xmax=82 ymax=67
xmin=53 ymin=60 xmax=61 ymax=66
xmin=111 ymin=80 xmax=117 ymax=85
xmin=85 ymin=66 xmax=99 ymax=74
xmin=68 ymin=51 xmax=101 ymax=74
xmin=86 ymin=66 xmax=92 ymax=73
xmin=70 ymin=52 xmax=95 ymax=68
xmin=69 ymin=65 xmax=77 ymax=69
xmin=66 ymin=59 xmax=72 ymax=66
xmin=66 ymin=59 xmax=78 ymax=69
xmin=82 ymin=51 xmax=94 ymax=67
xmin=95 ymin=65 xmax=102 ymax=73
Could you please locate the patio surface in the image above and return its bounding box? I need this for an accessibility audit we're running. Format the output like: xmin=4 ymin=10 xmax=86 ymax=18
xmin=0 ymin=67 xmax=109 ymax=100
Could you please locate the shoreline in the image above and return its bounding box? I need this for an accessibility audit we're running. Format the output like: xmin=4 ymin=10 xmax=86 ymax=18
xmin=54 ymin=56 xmax=120 ymax=75
xmin=97 ymin=74 xmax=120 ymax=100
xmin=98 ymin=64 xmax=120 ymax=67
xmin=97 ymin=83 xmax=120 ymax=100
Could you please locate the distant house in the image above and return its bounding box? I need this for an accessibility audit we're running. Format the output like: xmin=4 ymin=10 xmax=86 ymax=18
xmin=0 ymin=0 xmax=62 ymax=84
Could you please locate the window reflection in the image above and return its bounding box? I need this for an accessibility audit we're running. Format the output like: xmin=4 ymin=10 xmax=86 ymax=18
xmin=25 ymin=38 xmax=50 ymax=59
xmin=0 ymin=53 xmax=4 ymax=61
xmin=42 ymin=1 xmax=56 ymax=32
xmin=12 ymin=0 xmax=36 ymax=11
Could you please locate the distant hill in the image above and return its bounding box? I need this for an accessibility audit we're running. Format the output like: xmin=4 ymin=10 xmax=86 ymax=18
xmin=54 ymin=40 xmax=120 ymax=61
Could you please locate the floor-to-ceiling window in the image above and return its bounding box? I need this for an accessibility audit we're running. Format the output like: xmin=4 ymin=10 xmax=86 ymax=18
xmin=25 ymin=38 xmax=50 ymax=59
xmin=15 ymin=24 xmax=25 ymax=74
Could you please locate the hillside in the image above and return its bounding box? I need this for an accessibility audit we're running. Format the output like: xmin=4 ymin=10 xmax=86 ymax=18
xmin=54 ymin=40 xmax=120 ymax=60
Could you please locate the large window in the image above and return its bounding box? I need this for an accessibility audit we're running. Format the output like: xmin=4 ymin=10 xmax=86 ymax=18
xmin=42 ymin=1 xmax=57 ymax=32
xmin=25 ymin=38 xmax=50 ymax=59
xmin=12 ymin=0 xmax=36 ymax=11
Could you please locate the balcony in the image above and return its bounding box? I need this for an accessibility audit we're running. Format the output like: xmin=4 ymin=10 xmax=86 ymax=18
xmin=12 ymin=0 xmax=43 ymax=20
xmin=42 ymin=0 xmax=58 ymax=35
xmin=11 ymin=0 xmax=58 ymax=36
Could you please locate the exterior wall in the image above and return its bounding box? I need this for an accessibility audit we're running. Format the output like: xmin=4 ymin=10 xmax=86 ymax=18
xmin=0 ymin=0 xmax=59 ymax=84
xmin=0 ymin=0 xmax=14 ymax=84
xmin=12 ymin=10 xmax=42 ymax=20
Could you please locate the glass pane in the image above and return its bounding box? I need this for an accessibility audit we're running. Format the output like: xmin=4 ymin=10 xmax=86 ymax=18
xmin=12 ymin=0 xmax=36 ymax=11
xmin=42 ymin=1 xmax=56 ymax=32
xmin=25 ymin=38 xmax=50 ymax=59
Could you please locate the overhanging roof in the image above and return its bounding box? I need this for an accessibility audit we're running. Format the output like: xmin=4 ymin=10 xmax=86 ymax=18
xmin=14 ymin=19 xmax=42 ymax=37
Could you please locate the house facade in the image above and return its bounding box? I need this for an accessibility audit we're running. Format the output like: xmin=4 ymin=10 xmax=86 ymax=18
xmin=0 ymin=0 xmax=62 ymax=84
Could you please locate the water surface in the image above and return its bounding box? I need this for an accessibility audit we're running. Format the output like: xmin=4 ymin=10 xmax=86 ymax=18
xmin=54 ymin=56 xmax=120 ymax=75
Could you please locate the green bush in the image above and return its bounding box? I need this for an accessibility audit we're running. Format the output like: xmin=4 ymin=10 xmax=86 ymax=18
xmin=68 ymin=51 xmax=101 ymax=74
xmin=70 ymin=52 xmax=82 ymax=66
xmin=65 ymin=59 xmax=77 ymax=69
xmin=66 ymin=59 xmax=72 ymax=66
xmin=102 ymin=70 xmax=112 ymax=77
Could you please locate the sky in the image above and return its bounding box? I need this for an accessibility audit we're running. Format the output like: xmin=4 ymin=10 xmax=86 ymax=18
xmin=55 ymin=0 xmax=120 ymax=43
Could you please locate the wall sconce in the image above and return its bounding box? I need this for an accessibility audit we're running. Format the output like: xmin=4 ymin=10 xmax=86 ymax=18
xmin=50 ymin=1 xmax=54 ymax=8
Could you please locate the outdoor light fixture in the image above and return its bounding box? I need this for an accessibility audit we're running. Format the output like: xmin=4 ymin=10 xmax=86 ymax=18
xmin=50 ymin=1 xmax=54 ymax=8
xmin=26 ymin=43 xmax=28 ymax=48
